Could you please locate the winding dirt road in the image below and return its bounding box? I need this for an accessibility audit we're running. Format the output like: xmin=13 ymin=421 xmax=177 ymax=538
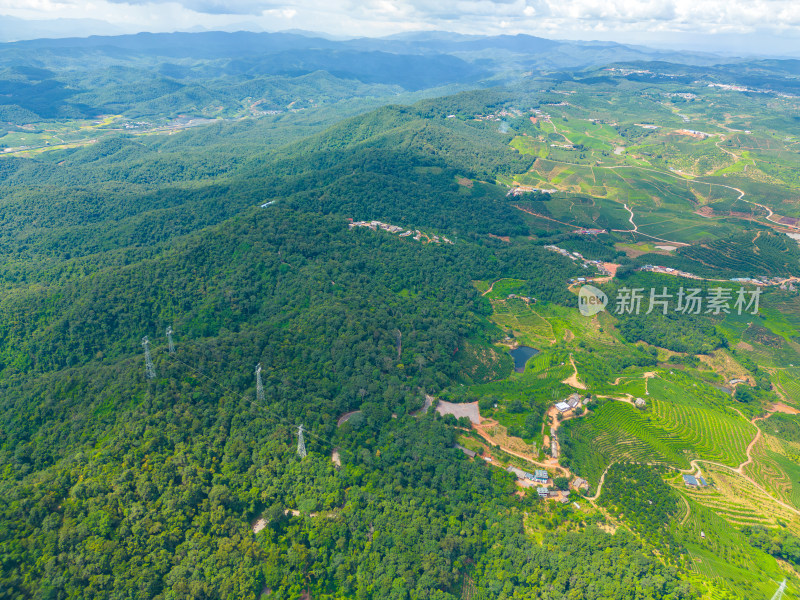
xmin=682 ymin=410 xmax=800 ymax=516
xmin=610 ymin=202 xmax=691 ymax=246
xmin=473 ymin=418 xmax=570 ymax=476
xmin=561 ymin=354 xmax=586 ymax=389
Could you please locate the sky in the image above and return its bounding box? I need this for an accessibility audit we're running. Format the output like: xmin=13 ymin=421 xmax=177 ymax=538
xmin=0 ymin=0 xmax=799 ymax=53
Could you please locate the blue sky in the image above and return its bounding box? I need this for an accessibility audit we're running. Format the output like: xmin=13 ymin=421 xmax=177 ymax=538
xmin=1 ymin=0 xmax=798 ymax=53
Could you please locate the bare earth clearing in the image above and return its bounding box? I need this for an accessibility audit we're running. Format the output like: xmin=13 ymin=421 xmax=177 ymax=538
xmin=436 ymin=400 xmax=481 ymax=424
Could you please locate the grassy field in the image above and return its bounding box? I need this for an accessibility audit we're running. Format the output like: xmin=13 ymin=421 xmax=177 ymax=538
xmin=481 ymin=278 xmax=528 ymax=300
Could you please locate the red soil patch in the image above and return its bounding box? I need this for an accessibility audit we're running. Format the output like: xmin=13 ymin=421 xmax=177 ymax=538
xmin=770 ymin=402 xmax=800 ymax=415
xmin=489 ymin=234 xmax=511 ymax=242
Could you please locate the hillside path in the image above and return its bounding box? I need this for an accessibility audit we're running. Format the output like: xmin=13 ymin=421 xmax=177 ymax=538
xmin=610 ymin=202 xmax=690 ymax=246
xmin=561 ymin=354 xmax=586 ymax=389
xmin=473 ymin=418 xmax=571 ymax=476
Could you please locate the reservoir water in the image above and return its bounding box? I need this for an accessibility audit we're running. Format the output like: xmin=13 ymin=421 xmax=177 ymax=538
xmin=509 ymin=346 xmax=539 ymax=373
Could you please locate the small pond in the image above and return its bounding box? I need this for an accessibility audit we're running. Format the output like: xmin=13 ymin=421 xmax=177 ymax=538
xmin=509 ymin=346 xmax=539 ymax=373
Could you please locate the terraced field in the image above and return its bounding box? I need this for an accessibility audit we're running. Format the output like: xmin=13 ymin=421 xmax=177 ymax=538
xmin=468 ymin=349 xmax=575 ymax=405
xmin=486 ymin=292 xmax=626 ymax=351
xmin=650 ymin=397 xmax=752 ymax=465
xmin=744 ymin=435 xmax=800 ymax=509
xmin=684 ymin=463 xmax=800 ymax=532
xmin=488 ymin=298 xmax=555 ymax=347
xmin=513 ymin=193 xmax=632 ymax=231
xmin=677 ymin=488 xmax=796 ymax=600
xmin=487 ymin=86 xmax=800 ymax=597
xmin=772 ymin=367 xmax=800 ymax=401
xmin=601 ymin=375 xmax=649 ymax=398
xmin=517 ymin=160 xmax=747 ymax=243
xmin=561 ymin=389 xmax=753 ymax=484
xmin=681 ymin=496 xmax=792 ymax=600
xmin=561 ymin=402 xmax=683 ymax=484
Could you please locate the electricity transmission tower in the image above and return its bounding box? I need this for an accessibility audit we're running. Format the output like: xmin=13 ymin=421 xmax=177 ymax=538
xmin=142 ymin=336 xmax=155 ymax=379
xmin=256 ymin=363 xmax=265 ymax=403
xmin=166 ymin=326 xmax=175 ymax=355
xmin=770 ymin=580 xmax=786 ymax=600
xmin=297 ymin=425 xmax=307 ymax=459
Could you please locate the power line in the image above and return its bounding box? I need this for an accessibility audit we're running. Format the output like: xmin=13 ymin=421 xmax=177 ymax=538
xmin=161 ymin=348 xmax=343 ymax=457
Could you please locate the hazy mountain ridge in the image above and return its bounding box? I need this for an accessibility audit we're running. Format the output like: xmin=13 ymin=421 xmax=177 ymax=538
xmin=0 ymin=30 xmax=743 ymax=125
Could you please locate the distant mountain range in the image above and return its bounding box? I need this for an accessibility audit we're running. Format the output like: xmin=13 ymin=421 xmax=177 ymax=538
xmin=3 ymin=29 xmax=800 ymax=125
xmin=0 ymin=15 xmax=133 ymax=41
xmin=0 ymin=29 xmax=732 ymax=73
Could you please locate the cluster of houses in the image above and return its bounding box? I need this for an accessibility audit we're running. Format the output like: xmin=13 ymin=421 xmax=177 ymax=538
xmin=639 ymin=264 xmax=699 ymax=279
xmin=683 ymin=474 xmax=709 ymax=488
xmin=349 ymin=220 xmax=405 ymax=234
xmin=545 ymin=245 xmax=612 ymax=277
xmin=674 ymin=129 xmax=712 ymax=140
xmin=729 ymin=276 xmax=783 ymax=287
xmin=507 ymin=293 xmax=534 ymax=303
xmin=537 ymin=487 xmax=568 ymax=501
xmin=122 ymin=120 xmax=150 ymax=130
xmin=555 ymin=393 xmax=589 ymax=413
xmin=471 ymin=108 xmax=524 ymax=122
xmin=664 ymin=92 xmax=697 ymax=100
xmin=604 ymin=67 xmax=655 ymax=77
xmin=458 ymin=444 xmax=595 ymax=505
xmin=506 ymin=185 xmax=558 ymax=196
xmin=506 ymin=465 xmax=591 ymax=502
xmin=707 ymin=83 xmax=753 ymax=93
xmin=734 ymin=275 xmax=800 ymax=289
xmin=572 ymin=477 xmax=589 ymax=491
xmin=641 ymin=265 xmax=793 ymax=289
xmin=506 ymin=466 xmax=569 ymax=502
xmin=508 ymin=466 xmax=550 ymax=483
xmin=348 ymin=220 xmax=453 ymax=245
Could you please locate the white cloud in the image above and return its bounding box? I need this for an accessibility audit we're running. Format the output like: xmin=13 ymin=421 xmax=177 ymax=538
xmin=103 ymin=0 xmax=282 ymax=16
xmin=0 ymin=0 xmax=798 ymax=46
